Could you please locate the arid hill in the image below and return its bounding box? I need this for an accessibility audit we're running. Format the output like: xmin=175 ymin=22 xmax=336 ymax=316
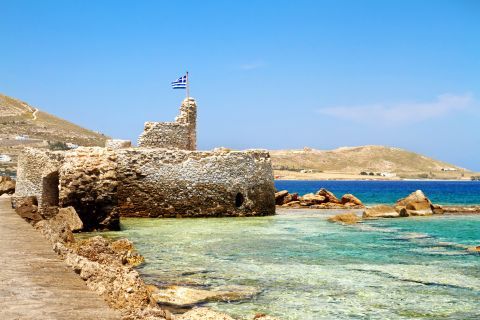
xmin=270 ymin=146 xmax=471 ymax=180
xmin=0 ymin=93 xmax=108 ymax=175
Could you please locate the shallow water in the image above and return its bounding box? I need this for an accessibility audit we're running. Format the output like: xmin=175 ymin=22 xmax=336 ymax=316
xmin=97 ymin=210 xmax=480 ymax=320
xmin=274 ymin=180 xmax=480 ymax=205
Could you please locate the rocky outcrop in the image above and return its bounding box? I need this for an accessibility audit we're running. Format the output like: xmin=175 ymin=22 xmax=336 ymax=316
xmin=341 ymin=194 xmax=362 ymax=206
xmin=395 ymin=190 xmax=434 ymax=216
xmin=0 ymin=176 xmax=15 ymax=195
xmin=363 ymin=205 xmax=400 ymax=218
xmin=361 ymin=190 xmax=447 ymax=219
xmin=105 ymin=139 xmax=132 ymax=149
xmin=442 ymin=206 xmax=480 ymax=214
xmin=327 ymin=212 xmax=361 ymax=224
xmin=277 ymin=188 xmax=364 ymax=209
xmin=317 ymin=188 xmax=340 ymax=203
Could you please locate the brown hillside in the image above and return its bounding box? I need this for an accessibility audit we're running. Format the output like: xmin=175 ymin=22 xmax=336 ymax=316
xmin=0 ymin=93 xmax=108 ymax=174
xmin=270 ymin=146 xmax=470 ymax=180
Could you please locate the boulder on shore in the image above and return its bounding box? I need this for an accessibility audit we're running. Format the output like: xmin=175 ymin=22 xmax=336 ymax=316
xmin=53 ymin=206 xmax=84 ymax=232
xmin=0 ymin=176 xmax=15 ymax=195
xmin=363 ymin=205 xmax=400 ymax=218
xmin=328 ymin=212 xmax=361 ymax=224
xmin=176 ymin=307 xmax=236 ymax=320
xmin=14 ymin=196 xmax=43 ymax=224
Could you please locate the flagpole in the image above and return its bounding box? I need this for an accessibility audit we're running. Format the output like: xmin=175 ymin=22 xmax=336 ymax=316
xmin=186 ymin=71 xmax=190 ymax=107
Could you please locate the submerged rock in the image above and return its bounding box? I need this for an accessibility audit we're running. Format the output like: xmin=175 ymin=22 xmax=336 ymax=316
xmin=363 ymin=205 xmax=400 ymax=218
xmin=151 ymin=285 xmax=259 ymax=307
xmin=328 ymin=212 xmax=361 ymax=224
xmin=176 ymin=307 xmax=235 ymax=320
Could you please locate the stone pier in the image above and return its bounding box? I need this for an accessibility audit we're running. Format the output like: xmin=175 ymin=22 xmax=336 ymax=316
xmin=0 ymin=197 xmax=120 ymax=320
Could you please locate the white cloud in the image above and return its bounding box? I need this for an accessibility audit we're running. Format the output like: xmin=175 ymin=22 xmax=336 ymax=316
xmin=317 ymin=93 xmax=474 ymax=125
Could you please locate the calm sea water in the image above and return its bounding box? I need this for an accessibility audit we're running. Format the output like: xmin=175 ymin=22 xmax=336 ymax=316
xmin=274 ymin=180 xmax=480 ymax=205
xmin=97 ymin=211 xmax=480 ymax=320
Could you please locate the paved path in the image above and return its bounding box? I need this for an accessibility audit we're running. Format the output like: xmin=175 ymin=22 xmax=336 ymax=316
xmin=0 ymin=197 xmax=121 ymax=320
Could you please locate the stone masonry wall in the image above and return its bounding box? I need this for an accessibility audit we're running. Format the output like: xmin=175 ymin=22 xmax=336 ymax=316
xmin=115 ymin=148 xmax=275 ymax=217
xmin=138 ymin=98 xmax=196 ymax=150
xmin=14 ymin=145 xmax=276 ymax=228
xmin=14 ymin=148 xmax=64 ymax=216
xmin=59 ymin=147 xmax=120 ymax=230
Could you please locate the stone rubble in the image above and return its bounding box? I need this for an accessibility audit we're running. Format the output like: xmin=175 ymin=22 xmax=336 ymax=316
xmin=275 ymin=188 xmax=365 ymax=209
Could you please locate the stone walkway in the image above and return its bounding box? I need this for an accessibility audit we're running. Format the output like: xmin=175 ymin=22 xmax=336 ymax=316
xmin=0 ymin=197 xmax=120 ymax=320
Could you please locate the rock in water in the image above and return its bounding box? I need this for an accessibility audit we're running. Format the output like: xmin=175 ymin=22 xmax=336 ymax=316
xmin=363 ymin=205 xmax=400 ymax=218
xmin=274 ymin=190 xmax=289 ymax=205
xmin=341 ymin=194 xmax=363 ymax=206
xmin=0 ymin=176 xmax=15 ymax=195
xmin=316 ymin=188 xmax=341 ymax=203
xmin=396 ymin=190 xmax=433 ymax=216
xmin=176 ymin=307 xmax=236 ymax=320
xmin=300 ymin=193 xmax=326 ymax=206
xmin=328 ymin=212 xmax=361 ymax=224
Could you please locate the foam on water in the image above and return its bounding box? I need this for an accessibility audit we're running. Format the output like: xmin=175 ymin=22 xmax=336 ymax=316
xmin=95 ymin=211 xmax=480 ymax=320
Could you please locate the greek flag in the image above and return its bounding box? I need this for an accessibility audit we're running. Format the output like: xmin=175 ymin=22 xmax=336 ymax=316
xmin=171 ymin=74 xmax=187 ymax=89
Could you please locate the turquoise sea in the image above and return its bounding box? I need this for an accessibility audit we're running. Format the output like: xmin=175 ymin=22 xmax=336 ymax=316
xmin=275 ymin=180 xmax=480 ymax=205
xmin=95 ymin=181 xmax=480 ymax=319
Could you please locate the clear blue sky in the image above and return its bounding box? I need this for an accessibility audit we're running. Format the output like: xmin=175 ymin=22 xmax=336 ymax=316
xmin=1 ymin=0 xmax=479 ymax=170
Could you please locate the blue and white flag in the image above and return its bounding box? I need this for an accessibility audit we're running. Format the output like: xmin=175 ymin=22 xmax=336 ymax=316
xmin=171 ymin=74 xmax=187 ymax=89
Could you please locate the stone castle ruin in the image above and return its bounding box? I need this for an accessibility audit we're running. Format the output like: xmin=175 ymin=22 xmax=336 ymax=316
xmin=14 ymin=98 xmax=275 ymax=230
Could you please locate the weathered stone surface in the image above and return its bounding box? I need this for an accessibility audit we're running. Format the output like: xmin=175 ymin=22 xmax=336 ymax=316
xmin=13 ymin=148 xmax=64 ymax=214
xmin=151 ymin=285 xmax=259 ymax=307
xmin=431 ymin=204 xmax=445 ymax=215
xmin=59 ymin=147 xmax=120 ymax=231
xmin=54 ymin=206 xmax=83 ymax=231
xmin=396 ymin=190 xmax=433 ymax=216
xmin=115 ymin=148 xmax=275 ymax=218
xmin=105 ymin=139 xmax=132 ymax=149
xmin=0 ymin=175 xmax=15 ymax=195
xmin=14 ymin=196 xmax=43 ymax=224
xmin=363 ymin=205 xmax=400 ymax=218
xmin=138 ymin=98 xmax=196 ymax=150
xmin=300 ymin=193 xmax=326 ymax=205
xmin=283 ymin=192 xmax=298 ymax=204
xmin=35 ymin=218 xmax=75 ymax=244
xmin=275 ymin=190 xmax=289 ymax=205
xmin=328 ymin=212 xmax=361 ymax=224
xmin=316 ymin=188 xmax=341 ymax=203
xmin=341 ymin=194 xmax=363 ymax=206
xmin=176 ymin=307 xmax=235 ymax=320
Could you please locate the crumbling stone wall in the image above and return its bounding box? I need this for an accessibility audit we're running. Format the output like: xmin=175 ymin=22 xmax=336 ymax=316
xmin=14 ymin=148 xmax=64 ymax=216
xmin=105 ymin=139 xmax=132 ymax=149
xmin=115 ymin=148 xmax=275 ymax=217
xmin=59 ymin=147 xmax=120 ymax=231
xmin=14 ymin=145 xmax=275 ymax=229
xmin=138 ymin=98 xmax=196 ymax=150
